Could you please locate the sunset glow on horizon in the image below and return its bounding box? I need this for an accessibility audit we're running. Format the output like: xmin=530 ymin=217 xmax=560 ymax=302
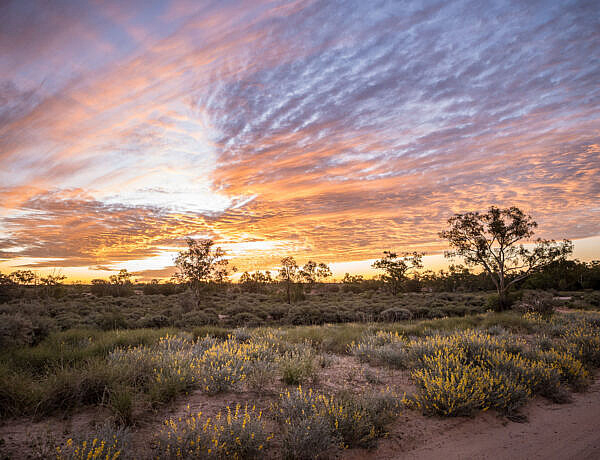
xmin=1 ymin=0 xmax=599 ymax=282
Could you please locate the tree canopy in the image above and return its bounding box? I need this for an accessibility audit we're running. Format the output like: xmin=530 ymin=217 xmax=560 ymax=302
xmin=174 ymin=238 xmax=235 ymax=297
xmin=439 ymin=205 xmax=573 ymax=310
xmin=372 ymin=251 xmax=423 ymax=295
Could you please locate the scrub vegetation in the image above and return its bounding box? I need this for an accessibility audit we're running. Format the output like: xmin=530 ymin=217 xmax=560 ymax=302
xmin=1 ymin=307 xmax=599 ymax=459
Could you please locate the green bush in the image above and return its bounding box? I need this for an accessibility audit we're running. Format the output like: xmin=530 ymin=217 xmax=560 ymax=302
xmin=278 ymin=346 xmax=319 ymax=385
xmin=379 ymin=307 xmax=412 ymax=322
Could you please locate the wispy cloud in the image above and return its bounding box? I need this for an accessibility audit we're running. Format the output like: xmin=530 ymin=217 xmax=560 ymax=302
xmin=1 ymin=0 xmax=598 ymax=277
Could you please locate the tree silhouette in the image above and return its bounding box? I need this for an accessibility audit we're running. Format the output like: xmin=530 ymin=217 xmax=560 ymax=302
xmin=278 ymin=256 xmax=299 ymax=304
xmin=174 ymin=238 xmax=235 ymax=298
xmin=372 ymin=251 xmax=423 ymax=295
xmin=439 ymin=206 xmax=573 ymax=310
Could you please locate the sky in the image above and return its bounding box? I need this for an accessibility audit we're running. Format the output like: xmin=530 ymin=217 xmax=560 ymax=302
xmin=1 ymin=0 xmax=599 ymax=282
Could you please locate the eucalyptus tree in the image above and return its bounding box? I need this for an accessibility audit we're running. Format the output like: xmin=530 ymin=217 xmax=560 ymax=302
xmin=439 ymin=206 xmax=572 ymax=310
xmin=372 ymin=251 xmax=423 ymax=295
xmin=174 ymin=238 xmax=235 ymax=298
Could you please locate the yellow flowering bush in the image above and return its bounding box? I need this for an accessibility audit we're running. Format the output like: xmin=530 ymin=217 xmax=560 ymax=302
xmin=55 ymin=438 xmax=121 ymax=460
xmin=54 ymin=423 xmax=129 ymax=460
xmin=156 ymin=403 xmax=272 ymax=459
xmin=535 ymin=348 xmax=590 ymax=390
xmin=276 ymin=385 xmax=399 ymax=455
xmin=108 ymin=333 xmax=281 ymax=400
xmin=560 ymin=320 xmax=600 ymax=367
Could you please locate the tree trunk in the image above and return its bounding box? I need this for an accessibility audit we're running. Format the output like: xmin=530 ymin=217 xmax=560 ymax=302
xmin=497 ymin=289 xmax=509 ymax=312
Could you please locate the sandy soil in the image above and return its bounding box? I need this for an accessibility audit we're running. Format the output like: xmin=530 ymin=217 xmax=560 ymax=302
xmin=347 ymin=372 xmax=600 ymax=460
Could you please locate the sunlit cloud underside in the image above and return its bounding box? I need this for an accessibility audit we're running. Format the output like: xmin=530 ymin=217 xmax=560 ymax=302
xmin=1 ymin=0 xmax=599 ymax=280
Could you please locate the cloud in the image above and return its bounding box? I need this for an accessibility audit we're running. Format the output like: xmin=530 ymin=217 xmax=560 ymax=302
xmin=0 ymin=0 xmax=599 ymax=278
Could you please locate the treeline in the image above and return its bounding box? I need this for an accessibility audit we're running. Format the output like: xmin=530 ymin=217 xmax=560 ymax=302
xmin=2 ymin=258 xmax=599 ymax=303
xmin=1 ymin=203 xmax=599 ymax=306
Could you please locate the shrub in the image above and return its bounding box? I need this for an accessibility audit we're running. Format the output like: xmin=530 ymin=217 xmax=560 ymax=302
xmin=486 ymin=291 xmax=522 ymax=311
xmin=155 ymin=404 xmax=271 ymax=459
xmin=379 ymin=307 xmax=412 ymax=322
xmin=278 ymin=346 xmax=319 ymax=385
xmin=55 ymin=422 xmax=130 ymax=460
xmin=0 ymin=313 xmax=34 ymax=348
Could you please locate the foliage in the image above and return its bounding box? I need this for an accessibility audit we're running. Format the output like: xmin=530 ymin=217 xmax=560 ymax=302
xmin=156 ymin=404 xmax=271 ymax=459
xmin=299 ymin=261 xmax=332 ymax=285
xmin=239 ymin=270 xmax=273 ymax=293
xmin=278 ymin=256 xmax=300 ymax=304
xmin=372 ymin=251 xmax=423 ymax=295
xmin=439 ymin=206 xmax=573 ymax=310
xmin=174 ymin=238 xmax=235 ymax=297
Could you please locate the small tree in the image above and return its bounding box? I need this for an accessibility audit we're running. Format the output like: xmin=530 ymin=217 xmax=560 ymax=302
xmin=40 ymin=270 xmax=66 ymax=298
xmin=174 ymin=238 xmax=235 ymax=298
xmin=109 ymin=269 xmax=132 ymax=286
xmin=299 ymin=261 xmax=332 ymax=286
xmin=109 ymin=269 xmax=134 ymax=296
xmin=278 ymin=256 xmax=299 ymax=304
xmin=239 ymin=270 xmax=273 ymax=293
xmin=372 ymin=251 xmax=423 ymax=295
xmin=9 ymin=270 xmax=38 ymax=286
xmin=439 ymin=206 xmax=573 ymax=311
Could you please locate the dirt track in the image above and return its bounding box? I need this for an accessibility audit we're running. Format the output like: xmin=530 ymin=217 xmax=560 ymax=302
xmin=361 ymin=372 xmax=600 ymax=460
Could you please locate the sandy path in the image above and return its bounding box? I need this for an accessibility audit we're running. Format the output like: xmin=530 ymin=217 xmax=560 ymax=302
xmin=368 ymin=373 xmax=600 ymax=460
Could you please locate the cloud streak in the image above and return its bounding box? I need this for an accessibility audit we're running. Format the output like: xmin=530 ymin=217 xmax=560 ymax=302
xmin=1 ymin=0 xmax=599 ymax=278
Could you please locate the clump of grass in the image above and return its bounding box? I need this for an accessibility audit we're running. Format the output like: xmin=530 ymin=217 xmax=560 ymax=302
xmin=108 ymin=386 xmax=135 ymax=425
xmin=348 ymin=331 xmax=404 ymax=365
xmin=155 ymin=404 xmax=271 ymax=459
xmin=246 ymin=360 xmax=276 ymax=391
xmin=281 ymin=414 xmax=334 ymax=460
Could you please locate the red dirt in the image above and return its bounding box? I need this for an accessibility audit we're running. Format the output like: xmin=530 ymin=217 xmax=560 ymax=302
xmin=346 ymin=372 xmax=600 ymax=460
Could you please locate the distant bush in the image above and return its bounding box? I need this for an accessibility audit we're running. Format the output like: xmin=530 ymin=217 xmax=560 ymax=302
xmin=379 ymin=307 xmax=412 ymax=322
xmin=486 ymin=291 xmax=522 ymax=311
xmin=0 ymin=313 xmax=34 ymax=347
xmin=517 ymin=291 xmax=556 ymax=318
